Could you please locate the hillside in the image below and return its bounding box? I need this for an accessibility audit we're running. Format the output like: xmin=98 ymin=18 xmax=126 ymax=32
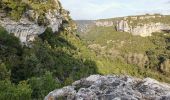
xmin=76 ymin=14 xmax=170 ymax=36
xmin=76 ymin=14 xmax=170 ymax=83
xmin=0 ymin=1 xmax=170 ymax=100
xmin=0 ymin=0 xmax=76 ymax=43
xmin=0 ymin=0 xmax=98 ymax=99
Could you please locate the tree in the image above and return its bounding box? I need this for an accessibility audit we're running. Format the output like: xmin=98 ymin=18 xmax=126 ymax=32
xmin=29 ymin=71 xmax=60 ymax=99
xmin=0 ymin=80 xmax=32 ymax=100
xmin=0 ymin=63 xmax=10 ymax=80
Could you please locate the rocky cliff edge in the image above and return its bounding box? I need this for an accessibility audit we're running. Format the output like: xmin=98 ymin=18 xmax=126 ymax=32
xmin=45 ymin=75 xmax=170 ymax=100
xmin=0 ymin=0 xmax=74 ymax=43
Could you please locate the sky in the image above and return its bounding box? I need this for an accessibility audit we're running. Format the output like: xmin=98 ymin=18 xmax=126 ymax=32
xmin=60 ymin=0 xmax=170 ymax=20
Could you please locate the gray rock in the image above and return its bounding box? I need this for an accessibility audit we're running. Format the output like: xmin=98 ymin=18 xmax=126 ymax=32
xmin=0 ymin=18 xmax=45 ymax=43
xmin=45 ymin=75 xmax=170 ymax=100
xmin=116 ymin=15 xmax=170 ymax=37
xmin=76 ymin=15 xmax=170 ymax=37
xmin=0 ymin=0 xmax=65 ymax=43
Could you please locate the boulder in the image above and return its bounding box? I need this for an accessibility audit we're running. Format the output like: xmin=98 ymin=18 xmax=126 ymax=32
xmin=45 ymin=75 xmax=170 ymax=100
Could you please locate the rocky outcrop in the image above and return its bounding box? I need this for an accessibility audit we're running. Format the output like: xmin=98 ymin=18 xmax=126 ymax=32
xmin=76 ymin=15 xmax=170 ymax=37
xmin=45 ymin=75 xmax=170 ymax=100
xmin=0 ymin=0 xmax=70 ymax=43
xmin=116 ymin=15 xmax=170 ymax=37
xmin=0 ymin=17 xmax=46 ymax=43
xmin=76 ymin=20 xmax=114 ymax=33
xmin=116 ymin=20 xmax=130 ymax=32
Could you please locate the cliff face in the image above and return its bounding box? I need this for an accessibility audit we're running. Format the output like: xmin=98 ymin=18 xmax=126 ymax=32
xmin=116 ymin=15 xmax=170 ymax=37
xmin=0 ymin=0 xmax=70 ymax=43
xmin=45 ymin=75 xmax=170 ymax=100
xmin=75 ymin=20 xmax=116 ymax=33
xmin=76 ymin=14 xmax=170 ymax=37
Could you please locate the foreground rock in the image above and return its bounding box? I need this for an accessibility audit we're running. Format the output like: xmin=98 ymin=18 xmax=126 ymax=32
xmin=45 ymin=75 xmax=170 ymax=100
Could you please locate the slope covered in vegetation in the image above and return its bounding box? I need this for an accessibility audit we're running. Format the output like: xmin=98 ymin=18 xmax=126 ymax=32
xmin=0 ymin=0 xmax=99 ymax=99
xmin=0 ymin=25 xmax=100 ymax=99
xmin=0 ymin=0 xmax=170 ymax=99
xmin=0 ymin=0 xmax=62 ymax=20
xmin=78 ymin=25 xmax=170 ymax=83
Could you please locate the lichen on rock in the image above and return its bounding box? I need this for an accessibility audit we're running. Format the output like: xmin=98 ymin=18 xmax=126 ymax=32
xmin=45 ymin=75 xmax=170 ymax=100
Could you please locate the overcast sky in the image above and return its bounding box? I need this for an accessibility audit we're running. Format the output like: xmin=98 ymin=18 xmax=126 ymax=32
xmin=60 ymin=0 xmax=170 ymax=20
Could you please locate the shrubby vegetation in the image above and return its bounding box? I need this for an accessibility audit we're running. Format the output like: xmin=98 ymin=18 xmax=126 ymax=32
xmin=79 ymin=26 xmax=170 ymax=82
xmin=0 ymin=2 xmax=170 ymax=98
xmin=147 ymin=32 xmax=170 ymax=73
xmin=0 ymin=0 xmax=61 ymax=20
xmin=0 ymin=80 xmax=32 ymax=100
xmin=0 ymin=26 xmax=98 ymax=99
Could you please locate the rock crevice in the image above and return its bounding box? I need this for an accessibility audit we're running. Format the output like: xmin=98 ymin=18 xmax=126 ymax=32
xmin=45 ymin=75 xmax=170 ymax=100
xmin=0 ymin=0 xmax=69 ymax=43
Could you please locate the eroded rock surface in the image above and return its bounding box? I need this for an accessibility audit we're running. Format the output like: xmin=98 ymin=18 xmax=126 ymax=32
xmin=116 ymin=15 xmax=170 ymax=37
xmin=0 ymin=0 xmax=69 ymax=43
xmin=76 ymin=14 xmax=170 ymax=37
xmin=45 ymin=75 xmax=170 ymax=100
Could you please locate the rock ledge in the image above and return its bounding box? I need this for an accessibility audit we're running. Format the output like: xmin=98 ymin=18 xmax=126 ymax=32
xmin=45 ymin=75 xmax=170 ymax=100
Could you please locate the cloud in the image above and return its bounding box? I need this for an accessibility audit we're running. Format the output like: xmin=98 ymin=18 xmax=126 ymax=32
xmin=60 ymin=0 xmax=170 ymax=20
xmin=166 ymin=0 xmax=170 ymax=3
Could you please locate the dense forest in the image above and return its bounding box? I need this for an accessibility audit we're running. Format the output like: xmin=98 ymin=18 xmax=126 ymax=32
xmin=79 ymin=26 xmax=170 ymax=82
xmin=1 ymin=25 xmax=170 ymax=99
xmin=0 ymin=26 xmax=99 ymax=99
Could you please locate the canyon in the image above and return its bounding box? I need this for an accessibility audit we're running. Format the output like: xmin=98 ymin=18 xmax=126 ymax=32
xmin=76 ymin=14 xmax=170 ymax=37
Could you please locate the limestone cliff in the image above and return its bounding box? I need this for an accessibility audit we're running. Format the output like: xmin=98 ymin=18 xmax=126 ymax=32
xmin=45 ymin=75 xmax=170 ymax=100
xmin=76 ymin=14 xmax=170 ymax=37
xmin=0 ymin=0 xmax=72 ymax=43
xmin=116 ymin=15 xmax=170 ymax=37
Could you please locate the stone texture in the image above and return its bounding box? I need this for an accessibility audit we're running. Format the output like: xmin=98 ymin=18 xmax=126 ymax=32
xmin=116 ymin=15 xmax=170 ymax=37
xmin=0 ymin=18 xmax=45 ymax=43
xmin=76 ymin=15 xmax=170 ymax=37
xmin=0 ymin=0 xmax=67 ymax=43
xmin=76 ymin=20 xmax=115 ymax=33
xmin=45 ymin=75 xmax=170 ymax=100
xmin=116 ymin=20 xmax=130 ymax=32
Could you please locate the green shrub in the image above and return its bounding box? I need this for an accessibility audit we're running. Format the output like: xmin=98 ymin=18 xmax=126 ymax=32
xmin=0 ymin=80 xmax=32 ymax=100
xmin=29 ymin=71 xmax=60 ymax=99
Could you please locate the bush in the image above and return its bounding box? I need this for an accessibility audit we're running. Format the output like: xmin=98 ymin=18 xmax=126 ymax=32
xmin=0 ymin=63 xmax=10 ymax=80
xmin=29 ymin=71 xmax=60 ymax=99
xmin=0 ymin=80 xmax=32 ymax=100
